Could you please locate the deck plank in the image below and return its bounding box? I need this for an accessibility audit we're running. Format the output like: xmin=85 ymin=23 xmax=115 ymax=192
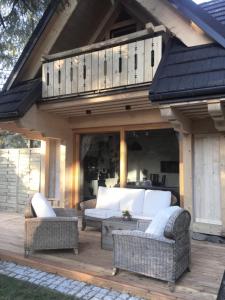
xmin=0 ymin=212 xmax=224 ymax=300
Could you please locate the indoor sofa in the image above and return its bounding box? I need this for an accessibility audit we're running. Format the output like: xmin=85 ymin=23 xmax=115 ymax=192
xmin=80 ymin=186 xmax=173 ymax=230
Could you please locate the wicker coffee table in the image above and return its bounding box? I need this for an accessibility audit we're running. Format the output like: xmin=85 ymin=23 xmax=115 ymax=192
xmin=101 ymin=217 xmax=138 ymax=250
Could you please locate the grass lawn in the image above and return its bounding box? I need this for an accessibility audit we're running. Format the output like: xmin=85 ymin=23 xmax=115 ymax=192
xmin=0 ymin=274 xmax=75 ymax=300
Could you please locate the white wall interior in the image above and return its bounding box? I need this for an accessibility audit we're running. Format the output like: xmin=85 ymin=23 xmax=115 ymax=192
xmin=126 ymin=129 xmax=179 ymax=187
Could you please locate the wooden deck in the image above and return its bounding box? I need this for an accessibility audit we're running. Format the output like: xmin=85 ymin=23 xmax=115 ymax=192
xmin=0 ymin=212 xmax=224 ymax=300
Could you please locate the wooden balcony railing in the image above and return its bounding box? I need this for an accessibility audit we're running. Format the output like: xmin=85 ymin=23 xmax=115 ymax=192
xmin=42 ymin=34 xmax=162 ymax=99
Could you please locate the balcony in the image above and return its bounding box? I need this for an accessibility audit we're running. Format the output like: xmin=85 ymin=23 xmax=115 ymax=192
xmin=42 ymin=30 xmax=163 ymax=99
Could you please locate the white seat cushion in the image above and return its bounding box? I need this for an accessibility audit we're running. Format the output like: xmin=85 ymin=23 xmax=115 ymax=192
xmin=96 ymin=187 xmax=120 ymax=211
xmin=132 ymin=215 xmax=153 ymax=221
xmin=119 ymin=188 xmax=145 ymax=215
xmin=145 ymin=206 xmax=181 ymax=236
xmin=85 ymin=208 xmax=122 ymax=219
xmin=31 ymin=193 xmax=56 ymax=218
xmin=143 ymin=190 xmax=171 ymax=218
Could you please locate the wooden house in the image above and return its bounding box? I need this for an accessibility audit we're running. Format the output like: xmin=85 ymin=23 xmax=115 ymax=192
xmin=0 ymin=0 xmax=225 ymax=238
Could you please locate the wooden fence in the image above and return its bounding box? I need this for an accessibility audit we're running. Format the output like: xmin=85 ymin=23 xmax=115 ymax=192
xmin=0 ymin=148 xmax=41 ymax=213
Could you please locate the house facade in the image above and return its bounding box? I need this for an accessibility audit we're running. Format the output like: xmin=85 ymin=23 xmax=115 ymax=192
xmin=0 ymin=0 xmax=225 ymax=237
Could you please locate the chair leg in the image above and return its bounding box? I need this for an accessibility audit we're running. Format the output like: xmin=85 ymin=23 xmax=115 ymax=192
xmin=112 ymin=267 xmax=119 ymax=276
xmin=81 ymin=219 xmax=86 ymax=231
xmin=168 ymin=282 xmax=175 ymax=292
xmin=73 ymin=248 xmax=79 ymax=255
xmin=24 ymin=248 xmax=30 ymax=258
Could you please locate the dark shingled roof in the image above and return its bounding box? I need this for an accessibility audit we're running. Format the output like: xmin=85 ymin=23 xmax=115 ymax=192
xmin=149 ymin=38 xmax=225 ymax=103
xmin=200 ymin=0 xmax=225 ymax=25
xmin=0 ymin=79 xmax=41 ymax=120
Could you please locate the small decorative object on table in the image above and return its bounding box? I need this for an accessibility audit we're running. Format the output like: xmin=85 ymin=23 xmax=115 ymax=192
xmin=122 ymin=210 xmax=132 ymax=221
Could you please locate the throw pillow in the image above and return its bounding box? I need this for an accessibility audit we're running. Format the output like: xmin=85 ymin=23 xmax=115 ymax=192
xmin=31 ymin=193 xmax=56 ymax=218
xmin=145 ymin=206 xmax=181 ymax=236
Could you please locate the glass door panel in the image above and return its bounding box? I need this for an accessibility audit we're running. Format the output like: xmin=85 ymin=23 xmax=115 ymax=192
xmin=126 ymin=129 xmax=179 ymax=199
xmin=80 ymin=133 xmax=120 ymax=201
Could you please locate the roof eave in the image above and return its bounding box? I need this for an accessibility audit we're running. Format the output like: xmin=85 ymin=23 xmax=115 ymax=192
xmin=168 ymin=0 xmax=225 ymax=48
xmin=150 ymin=86 xmax=225 ymax=104
xmin=2 ymin=1 xmax=57 ymax=92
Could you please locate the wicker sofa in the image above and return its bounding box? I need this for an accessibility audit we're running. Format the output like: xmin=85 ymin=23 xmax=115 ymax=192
xmin=24 ymin=202 xmax=79 ymax=257
xmin=80 ymin=187 xmax=173 ymax=230
xmin=112 ymin=208 xmax=191 ymax=290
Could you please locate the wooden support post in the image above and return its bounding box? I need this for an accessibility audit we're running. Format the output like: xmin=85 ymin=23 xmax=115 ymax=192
xmin=40 ymin=141 xmax=47 ymax=195
xmin=59 ymin=144 xmax=66 ymax=208
xmin=179 ymin=133 xmax=184 ymax=208
xmin=219 ymin=135 xmax=225 ymax=236
xmin=182 ymin=134 xmax=193 ymax=222
xmin=43 ymin=139 xmax=50 ymax=197
xmin=73 ymin=134 xmax=80 ymax=209
xmin=120 ymin=129 xmax=127 ymax=187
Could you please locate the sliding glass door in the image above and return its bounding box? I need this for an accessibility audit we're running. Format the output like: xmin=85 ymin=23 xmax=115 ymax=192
xmin=77 ymin=127 xmax=179 ymax=204
xmin=80 ymin=133 xmax=120 ymax=201
xmin=126 ymin=129 xmax=179 ymax=198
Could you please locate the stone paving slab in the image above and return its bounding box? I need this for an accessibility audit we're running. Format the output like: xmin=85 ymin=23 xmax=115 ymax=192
xmin=0 ymin=260 xmax=144 ymax=300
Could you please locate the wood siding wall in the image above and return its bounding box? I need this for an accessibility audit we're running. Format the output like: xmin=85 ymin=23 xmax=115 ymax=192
xmin=193 ymin=134 xmax=225 ymax=235
xmin=0 ymin=148 xmax=41 ymax=213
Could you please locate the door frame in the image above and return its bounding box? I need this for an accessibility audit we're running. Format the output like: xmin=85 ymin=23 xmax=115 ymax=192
xmin=72 ymin=123 xmax=182 ymax=208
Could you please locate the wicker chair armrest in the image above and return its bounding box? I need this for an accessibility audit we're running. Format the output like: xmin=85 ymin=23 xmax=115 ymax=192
xmin=137 ymin=219 xmax=151 ymax=231
xmin=25 ymin=216 xmax=78 ymax=223
xmin=112 ymin=230 xmax=174 ymax=244
xmin=24 ymin=206 xmax=34 ymax=219
xmin=164 ymin=209 xmax=191 ymax=239
xmin=53 ymin=208 xmax=77 ymax=217
xmin=80 ymin=199 xmax=97 ymax=211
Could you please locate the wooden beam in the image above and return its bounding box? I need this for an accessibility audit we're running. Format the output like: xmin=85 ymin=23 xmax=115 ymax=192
xmin=69 ymin=108 xmax=169 ymax=130
xmin=40 ymin=140 xmax=48 ymax=196
xmin=208 ymin=100 xmax=225 ymax=131
xmin=120 ymin=129 xmax=127 ymax=188
xmin=192 ymin=222 xmax=223 ymax=236
xmin=219 ymin=135 xmax=225 ymax=236
xmin=160 ymin=107 xmax=192 ymax=133
xmin=18 ymin=105 xmax=71 ymax=141
xmin=72 ymin=122 xmax=171 ymax=134
xmin=88 ymin=2 xmax=120 ymax=44
xmin=59 ymin=144 xmax=66 ymax=208
xmin=74 ymin=134 xmax=80 ymax=209
xmin=135 ymin=0 xmax=212 ymax=47
xmin=179 ymin=134 xmax=184 ymax=208
xmin=7 ymin=0 xmax=79 ymax=88
xmin=43 ymin=25 xmax=165 ymax=61
xmin=182 ymin=133 xmax=193 ymax=223
xmin=40 ymin=90 xmax=149 ymax=111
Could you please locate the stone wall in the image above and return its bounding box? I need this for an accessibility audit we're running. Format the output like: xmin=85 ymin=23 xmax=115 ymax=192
xmin=0 ymin=148 xmax=41 ymax=213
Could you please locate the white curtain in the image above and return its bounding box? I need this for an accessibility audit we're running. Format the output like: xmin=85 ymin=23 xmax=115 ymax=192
xmin=81 ymin=135 xmax=93 ymax=161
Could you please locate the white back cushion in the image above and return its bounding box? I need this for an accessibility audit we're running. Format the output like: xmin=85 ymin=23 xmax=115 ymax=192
xmin=119 ymin=188 xmax=145 ymax=215
xmin=96 ymin=187 xmax=145 ymax=213
xmin=96 ymin=187 xmax=120 ymax=210
xmin=85 ymin=208 xmax=122 ymax=219
xmin=31 ymin=193 xmax=56 ymax=218
xmin=145 ymin=206 xmax=181 ymax=236
xmin=143 ymin=190 xmax=171 ymax=218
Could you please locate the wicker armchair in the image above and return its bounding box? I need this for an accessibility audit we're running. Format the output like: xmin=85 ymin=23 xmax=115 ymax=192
xmin=24 ymin=203 xmax=79 ymax=257
xmin=112 ymin=208 xmax=191 ymax=290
